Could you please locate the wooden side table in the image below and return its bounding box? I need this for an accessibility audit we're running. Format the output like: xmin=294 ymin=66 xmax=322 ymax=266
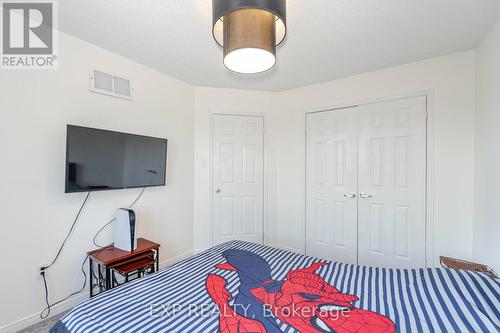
xmin=440 ymin=256 xmax=498 ymax=278
xmin=111 ymin=253 xmax=156 ymax=287
xmin=88 ymin=238 xmax=160 ymax=297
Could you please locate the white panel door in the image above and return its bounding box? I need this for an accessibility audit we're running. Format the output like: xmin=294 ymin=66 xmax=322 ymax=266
xmin=212 ymin=115 xmax=264 ymax=245
xmin=306 ymin=108 xmax=359 ymax=263
xmin=357 ymin=96 xmax=427 ymax=268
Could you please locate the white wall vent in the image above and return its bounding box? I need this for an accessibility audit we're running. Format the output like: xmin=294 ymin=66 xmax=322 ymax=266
xmin=89 ymin=67 xmax=134 ymax=101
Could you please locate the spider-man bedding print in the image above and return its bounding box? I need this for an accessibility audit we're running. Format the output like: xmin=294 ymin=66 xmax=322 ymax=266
xmin=206 ymin=249 xmax=396 ymax=333
xmin=51 ymin=241 xmax=500 ymax=333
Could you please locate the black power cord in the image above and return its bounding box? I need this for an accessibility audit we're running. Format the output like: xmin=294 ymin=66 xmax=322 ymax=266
xmin=40 ymin=255 xmax=89 ymax=319
xmin=42 ymin=192 xmax=91 ymax=271
xmin=40 ymin=188 xmax=146 ymax=318
xmin=40 ymin=192 xmax=91 ymax=319
xmin=92 ymin=187 xmax=145 ymax=248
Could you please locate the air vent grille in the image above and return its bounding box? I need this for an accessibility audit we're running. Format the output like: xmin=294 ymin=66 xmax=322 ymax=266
xmin=90 ymin=67 xmax=133 ymax=100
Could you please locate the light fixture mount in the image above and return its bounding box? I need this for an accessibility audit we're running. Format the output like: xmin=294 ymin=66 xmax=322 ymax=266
xmin=212 ymin=0 xmax=287 ymax=74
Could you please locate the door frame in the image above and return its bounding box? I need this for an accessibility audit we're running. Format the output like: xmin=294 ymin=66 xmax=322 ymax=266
xmin=209 ymin=112 xmax=266 ymax=247
xmin=304 ymin=91 xmax=435 ymax=267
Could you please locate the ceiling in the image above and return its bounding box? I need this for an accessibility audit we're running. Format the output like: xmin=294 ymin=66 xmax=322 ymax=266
xmin=59 ymin=0 xmax=500 ymax=91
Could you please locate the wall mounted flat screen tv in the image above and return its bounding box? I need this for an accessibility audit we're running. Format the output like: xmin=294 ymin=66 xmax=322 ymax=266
xmin=65 ymin=125 xmax=167 ymax=193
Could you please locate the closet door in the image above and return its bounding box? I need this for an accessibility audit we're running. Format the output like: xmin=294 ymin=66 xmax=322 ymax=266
xmin=306 ymin=108 xmax=358 ymax=263
xmin=357 ymin=96 xmax=427 ymax=268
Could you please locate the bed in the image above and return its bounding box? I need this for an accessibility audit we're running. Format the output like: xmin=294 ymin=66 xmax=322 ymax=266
xmin=51 ymin=241 xmax=500 ymax=333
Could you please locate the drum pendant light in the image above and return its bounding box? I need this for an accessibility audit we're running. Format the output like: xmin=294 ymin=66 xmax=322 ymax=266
xmin=212 ymin=0 xmax=287 ymax=74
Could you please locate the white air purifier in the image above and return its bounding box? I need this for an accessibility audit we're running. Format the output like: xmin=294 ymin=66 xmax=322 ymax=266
xmin=114 ymin=208 xmax=137 ymax=252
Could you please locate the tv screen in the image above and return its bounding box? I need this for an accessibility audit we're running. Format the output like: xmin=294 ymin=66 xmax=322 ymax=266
xmin=65 ymin=125 xmax=167 ymax=193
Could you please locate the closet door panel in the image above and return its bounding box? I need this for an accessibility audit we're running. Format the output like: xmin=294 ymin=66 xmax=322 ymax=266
xmin=306 ymin=108 xmax=358 ymax=263
xmin=357 ymin=96 xmax=427 ymax=268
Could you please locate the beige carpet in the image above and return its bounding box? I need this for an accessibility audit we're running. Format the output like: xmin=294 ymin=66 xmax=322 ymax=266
xmin=17 ymin=312 xmax=68 ymax=333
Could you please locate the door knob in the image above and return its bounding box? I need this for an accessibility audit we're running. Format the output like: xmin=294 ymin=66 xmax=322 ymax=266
xmin=359 ymin=192 xmax=372 ymax=199
xmin=344 ymin=193 xmax=356 ymax=198
xmin=214 ymin=187 xmax=221 ymax=193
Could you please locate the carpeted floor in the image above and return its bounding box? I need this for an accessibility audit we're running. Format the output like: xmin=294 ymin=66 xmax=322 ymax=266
xmin=17 ymin=311 xmax=68 ymax=333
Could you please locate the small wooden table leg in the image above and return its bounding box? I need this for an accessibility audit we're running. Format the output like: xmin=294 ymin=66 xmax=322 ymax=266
xmin=89 ymin=257 xmax=94 ymax=297
xmin=105 ymin=266 xmax=111 ymax=290
xmin=156 ymin=249 xmax=159 ymax=272
xmin=98 ymin=265 xmax=105 ymax=292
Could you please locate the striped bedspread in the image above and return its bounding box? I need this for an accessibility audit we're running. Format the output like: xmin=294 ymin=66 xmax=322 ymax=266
xmin=51 ymin=241 xmax=500 ymax=333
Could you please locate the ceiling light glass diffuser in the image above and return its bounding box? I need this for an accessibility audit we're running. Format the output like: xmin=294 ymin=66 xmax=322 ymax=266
xmin=212 ymin=0 xmax=287 ymax=74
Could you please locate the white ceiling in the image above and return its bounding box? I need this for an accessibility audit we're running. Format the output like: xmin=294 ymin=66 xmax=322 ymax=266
xmin=59 ymin=0 xmax=500 ymax=91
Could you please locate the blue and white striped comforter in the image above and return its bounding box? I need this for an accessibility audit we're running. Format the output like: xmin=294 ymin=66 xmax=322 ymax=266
xmin=51 ymin=241 xmax=500 ymax=333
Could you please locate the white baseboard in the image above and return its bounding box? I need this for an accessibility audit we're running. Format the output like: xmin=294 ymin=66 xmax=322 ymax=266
xmin=0 ymin=250 xmax=195 ymax=333
xmin=193 ymin=244 xmax=304 ymax=256
xmin=192 ymin=248 xmax=207 ymax=255
xmin=159 ymin=249 xmax=194 ymax=269
xmin=269 ymin=243 xmax=305 ymax=255
xmin=0 ymin=292 xmax=88 ymax=333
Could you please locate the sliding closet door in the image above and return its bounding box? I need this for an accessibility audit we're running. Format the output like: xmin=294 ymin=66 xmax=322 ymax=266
xmin=212 ymin=115 xmax=264 ymax=245
xmin=306 ymin=108 xmax=358 ymax=263
xmin=357 ymin=96 xmax=427 ymax=268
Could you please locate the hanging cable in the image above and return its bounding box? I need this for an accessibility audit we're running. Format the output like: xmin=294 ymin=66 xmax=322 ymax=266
xmin=43 ymin=192 xmax=91 ymax=270
xmin=40 ymin=188 xmax=145 ymax=318
xmin=39 ymin=192 xmax=90 ymax=318
xmin=40 ymin=255 xmax=88 ymax=319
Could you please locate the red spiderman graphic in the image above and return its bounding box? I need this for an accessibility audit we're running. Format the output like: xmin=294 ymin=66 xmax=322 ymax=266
xmin=206 ymin=249 xmax=395 ymax=333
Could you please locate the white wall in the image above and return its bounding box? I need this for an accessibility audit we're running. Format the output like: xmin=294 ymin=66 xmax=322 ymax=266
xmin=474 ymin=18 xmax=500 ymax=274
xmin=271 ymin=51 xmax=477 ymax=266
xmin=0 ymin=31 xmax=485 ymax=331
xmin=0 ymin=32 xmax=195 ymax=331
xmin=192 ymin=52 xmax=478 ymax=269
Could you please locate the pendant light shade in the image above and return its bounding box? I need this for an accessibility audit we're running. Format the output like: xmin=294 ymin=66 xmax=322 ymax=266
xmin=212 ymin=0 xmax=287 ymax=74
